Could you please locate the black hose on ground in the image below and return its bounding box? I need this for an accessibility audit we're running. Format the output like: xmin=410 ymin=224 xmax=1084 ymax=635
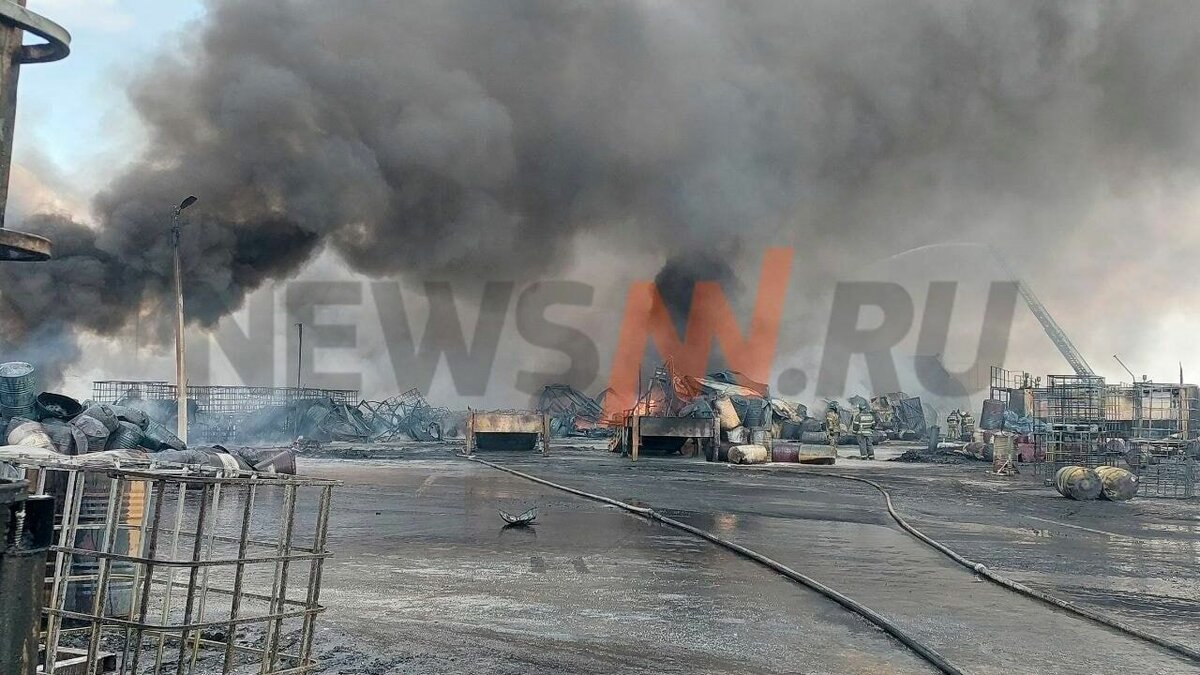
xmin=465 ymin=454 xmax=966 ymax=675
xmin=785 ymin=467 xmax=1200 ymax=664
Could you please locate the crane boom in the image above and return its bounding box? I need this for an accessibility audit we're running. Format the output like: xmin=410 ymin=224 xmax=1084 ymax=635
xmin=1013 ymin=280 xmax=1095 ymax=376
xmin=989 ymin=247 xmax=1095 ymax=377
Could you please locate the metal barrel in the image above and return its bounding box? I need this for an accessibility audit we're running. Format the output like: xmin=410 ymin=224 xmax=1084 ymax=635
xmin=81 ymin=404 xmax=119 ymax=433
xmin=728 ymin=444 xmax=770 ymax=464
xmin=0 ymin=362 xmax=35 ymax=419
xmin=143 ymin=419 xmax=185 ymax=451
xmin=3 ymin=416 xmax=34 ymax=439
xmin=65 ymin=474 xmax=142 ymax=617
xmin=34 ymin=392 xmax=82 ymax=422
xmin=771 ymin=442 xmax=802 ymax=463
xmin=1 ymin=479 xmax=53 ymax=675
xmin=109 ymin=405 xmax=149 ymax=430
xmin=106 ymin=421 xmax=144 ymax=450
xmin=1054 ymin=465 xmax=1102 ymax=500
xmin=6 ymin=421 xmax=53 ymax=450
xmin=70 ymin=415 xmax=109 ymax=454
xmin=714 ymin=396 xmax=741 ymax=430
xmin=1094 ymin=465 xmax=1139 ymax=501
xmin=39 ymin=418 xmax=74 ymax=454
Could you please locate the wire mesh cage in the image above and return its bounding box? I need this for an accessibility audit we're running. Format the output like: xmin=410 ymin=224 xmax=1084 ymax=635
xmin=8 ymin=457 xmax=336 ymax=674
xmin=92 ymin=382 xmax=359 ymax=416
xmin=1130 ymin=455 xmax=1196 ymax=500
xmin=1031 ymin=375 xmax=1111 ymax=476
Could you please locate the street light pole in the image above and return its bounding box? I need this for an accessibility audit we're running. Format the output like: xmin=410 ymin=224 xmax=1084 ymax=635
xmin=173 ymin=195 xmax=197 ymax=443
xmin=296 ymin=322 xmax=303 ymax=389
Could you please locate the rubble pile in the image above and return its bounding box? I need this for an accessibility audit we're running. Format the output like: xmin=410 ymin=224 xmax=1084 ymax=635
xmin=0 ymin=362 xmax=297 ymax=473
xmin=355 ymin=388 xmax=463 ymax=442
xmin=536 ymin=384 xmax=612 ymax=438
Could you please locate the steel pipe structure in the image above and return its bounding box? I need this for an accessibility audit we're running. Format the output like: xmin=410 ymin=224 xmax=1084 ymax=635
xmin=0 ymin=0 xmax=70 ymax=260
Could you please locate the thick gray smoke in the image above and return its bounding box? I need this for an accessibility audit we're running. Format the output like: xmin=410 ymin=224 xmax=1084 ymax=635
xmin=3 ymin=0 xmax=1200 ymax=386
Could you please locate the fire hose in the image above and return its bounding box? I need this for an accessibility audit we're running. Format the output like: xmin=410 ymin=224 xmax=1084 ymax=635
xmin=464 ymin=454 xmax=966 ymax=675
xmin=785 ymin=468 xmax=1200 ymax=664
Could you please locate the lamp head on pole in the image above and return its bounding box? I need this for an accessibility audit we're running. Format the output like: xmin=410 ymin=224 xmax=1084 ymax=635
xmin=175 ymin=195 xmax=198 ymax=217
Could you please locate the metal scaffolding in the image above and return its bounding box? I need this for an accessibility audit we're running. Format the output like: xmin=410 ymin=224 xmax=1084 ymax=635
xmin=1105 ymin=382 xmax=1199 ymax=499
xmin=988 ymin=366 xmax=1033 ymax=408
xmin=7 ymin=456 xmax=337 ymax=674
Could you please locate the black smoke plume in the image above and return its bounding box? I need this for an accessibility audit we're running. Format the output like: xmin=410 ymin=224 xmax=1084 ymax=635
xmin=3 ymin=1 xmax=1200 ymax=385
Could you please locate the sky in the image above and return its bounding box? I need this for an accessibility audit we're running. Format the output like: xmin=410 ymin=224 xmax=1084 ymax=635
xmin=13 ymin=0 xmax=202 ymax=211
xmin=8 ymin=1 xmax=1200 ymax=414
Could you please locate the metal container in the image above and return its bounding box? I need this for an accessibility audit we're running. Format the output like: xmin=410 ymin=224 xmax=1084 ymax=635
xmin=771 ymin=443 xmax=801 ymax=463
xmin=1094 ymin=465 xmax=1138 ymax=501
xmin=3 ymin=416 xmax=33 ymax=439
xmin=143 ymin=419 xmax=185 ymax=451
xmin=70 ymin=415 xmax=109 ymax=454
xmin=40 ymin=418 xmax=74 ymax=454
xmin=6 ymin=420 xmax=53 ymax=450
xmin=728 ymin=444 xmax=769 ymax=464
xmin=106 ymin=421 xmax=144 ymax=450
xmin=714 ymin=396 xmax=741 ymax=430
xmin=110 ymin=404 xmax=149 ymax=430
xmin=82 ymin=404 xmax=119 ymax=433
xmin=65 ymin=475 xmax=142 ymax=617
xmin=1054 ymin=465 xmax=1102 ymax=500
xmin=0 ymin=479 xmax=53 ymax=675
xmin=34 ymin=392 xmax=81 ymax=422
xmin=726 ymin=426 xmax=749 ymax=444
xmin=0 ymin=362 xmax=35 ymax=419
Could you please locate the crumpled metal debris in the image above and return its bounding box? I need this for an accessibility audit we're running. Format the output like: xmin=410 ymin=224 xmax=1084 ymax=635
xmin=537 ymin=384 xmax=611 ymax=437
xmin=499 ymin=507 xmax=537 ymax=525
xmin=355 ymin=388 xmax=459 ymax=442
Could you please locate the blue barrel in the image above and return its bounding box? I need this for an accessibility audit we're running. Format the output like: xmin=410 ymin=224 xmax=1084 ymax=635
xmin=0 ymin=362 xmax=36 ymax=419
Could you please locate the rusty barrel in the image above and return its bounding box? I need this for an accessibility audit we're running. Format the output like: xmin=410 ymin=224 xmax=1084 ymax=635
xmin=1094 ymin=465 xmax=1138 ymax=501
xmin=770 ymin=443 xmax=801 ymax=463
xmin=728 ymin=444 xmax=769 ymax=464
xmin=0 ymin=362 xmax=35 ymax=419
xmin=1054 ymin=465 xmax=1102 ymax=500
xmin=714 ymin=396 xmax=741 ymax=430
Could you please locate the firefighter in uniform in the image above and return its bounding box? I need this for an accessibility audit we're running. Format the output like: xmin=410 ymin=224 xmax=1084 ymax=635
xmin=946 ymin=409 xmax=962 ymax=442
xmin=850 ymin=402 xmax=876 ymax=459
xmin=960 ymin=410 xmax=976 ymax=441
xmin=824 ymin=402 xmax=841 ymax=451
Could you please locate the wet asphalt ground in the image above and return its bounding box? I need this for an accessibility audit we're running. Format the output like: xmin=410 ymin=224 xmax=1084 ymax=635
xmin=294 ymin=442 xmax=1200 ymax=674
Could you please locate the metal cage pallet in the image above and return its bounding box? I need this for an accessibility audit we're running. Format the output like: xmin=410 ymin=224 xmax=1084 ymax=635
xmin=92 ymin=382 xmax=359 ymax=416
xmin=7 ymin=457 xmax=337 ymax=674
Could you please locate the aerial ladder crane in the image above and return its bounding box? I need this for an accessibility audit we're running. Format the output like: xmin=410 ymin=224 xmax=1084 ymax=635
xmin=991 ymin=249 xmax=1095 ymax=377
